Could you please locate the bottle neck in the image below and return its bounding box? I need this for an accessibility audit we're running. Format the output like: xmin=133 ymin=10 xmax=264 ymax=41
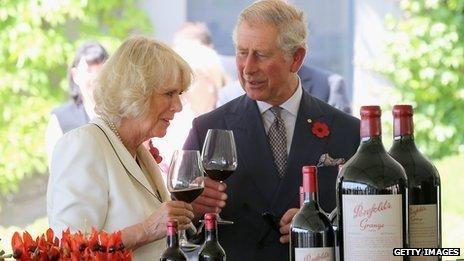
xmin=303 ymin=191 xmax=319 ymax=209
xmin=359 ymin=135 xmax=386 ymax=151
xmin=205 ymin=227 xmax=218 ymax=242
xmin=392 ymin=112 xmax=419 ymax=152
xmin=392 ymin=134 xmax=419 ymax=152
xmin=393 ymin=114 xmax=413 ymax=137
xmin=167 ymin=233 xmax=179 ymax=248
xmin=393 ymin=133 xmax=415 ymax=142
xmin=360 ymin=116 xmax=381 ymax=139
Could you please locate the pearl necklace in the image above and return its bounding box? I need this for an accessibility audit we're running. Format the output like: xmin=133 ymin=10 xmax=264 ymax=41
xmin=103 ymin=118 xmax=138 ymax=160
xmin=103 ymin=118 xmax=122 ymax=143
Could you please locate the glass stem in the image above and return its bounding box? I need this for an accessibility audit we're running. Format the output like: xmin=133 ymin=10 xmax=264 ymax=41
xmin=179 ymin=229 xmax=188 ymax=244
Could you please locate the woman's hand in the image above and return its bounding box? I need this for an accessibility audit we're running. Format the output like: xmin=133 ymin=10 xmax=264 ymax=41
xmin=121 ymin=201 xmax=194 ymax=249
xmin=143 ymin=201 xmax=195 ymax=240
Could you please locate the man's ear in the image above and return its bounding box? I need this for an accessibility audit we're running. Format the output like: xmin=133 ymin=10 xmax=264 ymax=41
xmin=70 ymin=67 xmax=79 ymax=85
xmin=290 ymin=47 xmax=306 ymax=73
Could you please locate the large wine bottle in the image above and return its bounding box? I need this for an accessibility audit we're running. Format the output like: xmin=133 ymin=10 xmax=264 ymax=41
xmin=388 ymin=104 xmax=441 ymax=260
xmin=160 ymin=219 xmax=187 ymax=261
xmin=290 ymin=166 xmax=335 ymax=261
xmin=198 ymin=213 xmax=226 ymax=261
xmin=337 ymin=105 xmax=409 ymax=261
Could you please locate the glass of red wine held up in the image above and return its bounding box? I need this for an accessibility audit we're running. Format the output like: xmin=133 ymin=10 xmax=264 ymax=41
xmin=167 ymin=150 xmax=205 ymax=251
xmin=201 ymin=129 xmax=238 ymax=225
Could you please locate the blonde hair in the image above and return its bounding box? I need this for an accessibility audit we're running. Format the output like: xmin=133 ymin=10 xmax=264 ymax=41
xmin=93 ymin=35 xmax=193 ymax=124
xmin=232 ymin=0 xmax=308 ymax=58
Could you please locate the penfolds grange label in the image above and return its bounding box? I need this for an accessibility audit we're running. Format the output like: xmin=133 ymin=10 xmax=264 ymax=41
xmin=342 ymin=194 xmax=403 ymax=261
xmin=410 ymin=204 xmax=439 ymax=261
xmin=295 ymin=247 xmax=334 ymax=261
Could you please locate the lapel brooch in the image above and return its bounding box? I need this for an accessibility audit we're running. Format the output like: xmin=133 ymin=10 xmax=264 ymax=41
xmin=317 ymin=153 xmax=345 ymax=167
xmin=307 ymin=118 xmax=330 ymax=138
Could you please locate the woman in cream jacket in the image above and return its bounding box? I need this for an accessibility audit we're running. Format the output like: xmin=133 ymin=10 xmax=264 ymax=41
xmin=47 ymin=35 xmax=195 ymax=260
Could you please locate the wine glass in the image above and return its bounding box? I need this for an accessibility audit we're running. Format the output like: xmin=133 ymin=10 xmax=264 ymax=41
xmin=201 ymin=129 xmax=238 ymax=224
xmin=167 ymin=150 xmax=205 ymax=250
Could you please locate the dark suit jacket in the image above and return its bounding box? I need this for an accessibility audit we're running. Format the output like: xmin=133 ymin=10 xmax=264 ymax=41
xmin=184 ymin=91 xmax=359 ymax=260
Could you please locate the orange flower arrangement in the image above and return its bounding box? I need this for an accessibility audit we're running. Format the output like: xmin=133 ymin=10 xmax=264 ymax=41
xmin=9 ymin=227 xmax=131 ymax=261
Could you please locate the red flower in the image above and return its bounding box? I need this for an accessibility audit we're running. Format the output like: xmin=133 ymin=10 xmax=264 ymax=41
xmin=311 ymin=121 xmax=330 ymax=138
xmin=11 ymin=232 xmax=24 ymax=260
xmin=10 ymin=228 xmax=132 ymax=260
xmin=148 ymin=141 xmax=163 ymax=164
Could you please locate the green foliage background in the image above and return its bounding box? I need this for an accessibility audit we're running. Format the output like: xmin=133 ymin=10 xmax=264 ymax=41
xmin=384 ymin=0 xmax=464 ymax=160
xmin=0 ymin=0 xmax=152 ymax=195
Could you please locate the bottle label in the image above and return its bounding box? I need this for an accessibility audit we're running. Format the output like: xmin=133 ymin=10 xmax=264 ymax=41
xmin=295 ymin=247 xmax=334 ymax=261
xmin=342 ymin=194 xmax=403 ymax=261
xmin=410 ymin=204 xmax=438 ymax=261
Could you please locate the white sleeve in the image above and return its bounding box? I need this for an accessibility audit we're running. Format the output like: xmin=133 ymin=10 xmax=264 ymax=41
xmin=47 ymin=127 xmax=109 ymax=234
xmin=45 ymin=114 xmax=64 ymax=167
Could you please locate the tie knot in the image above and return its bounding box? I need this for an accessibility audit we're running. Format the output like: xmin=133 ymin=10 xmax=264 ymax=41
xmin=269 ymin=106 xmax=282 ymax=118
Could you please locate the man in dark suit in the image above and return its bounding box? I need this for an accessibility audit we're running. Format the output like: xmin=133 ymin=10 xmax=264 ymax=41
xmin=185 ymin=1 xmax=360 ymax=260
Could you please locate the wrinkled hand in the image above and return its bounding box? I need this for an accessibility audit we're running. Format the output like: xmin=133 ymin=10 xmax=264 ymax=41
xmin=279 ymin=208 xmax=299 ymax=244
xmin=142 ymin=201 xmax=194 ymax=242
xmin=191 ymin=177 xmax=227 ymax=218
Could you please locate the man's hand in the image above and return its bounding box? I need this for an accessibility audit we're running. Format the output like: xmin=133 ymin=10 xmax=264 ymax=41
xmin=191 ymin=177 xmax=227 ymax=218
xmin=279 ymin=208 xmax=299 ymax=244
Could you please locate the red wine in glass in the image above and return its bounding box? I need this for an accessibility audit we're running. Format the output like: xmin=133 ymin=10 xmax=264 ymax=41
xmin=168 ymin=150 xmax=205 ymax=250
xmin=204 ymin=169 xmax=234 ymax=182
xmin=171 ymin=187 xmax=205 ymax=203
xmin=201 ymin=129 xmax=238 ymax=225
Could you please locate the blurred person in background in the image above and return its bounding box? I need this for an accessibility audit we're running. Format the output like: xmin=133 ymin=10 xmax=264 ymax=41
xmin=47 ymin=36 xmax=195 ymax=260
xmin=45 ymin=41 xmax=108 ymax=162
xmin=173 ymin=21 xmax=236 ymax=82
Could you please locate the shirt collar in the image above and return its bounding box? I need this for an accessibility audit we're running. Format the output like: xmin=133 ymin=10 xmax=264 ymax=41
xmin=256 ymin=76 xmax=303 ymax=116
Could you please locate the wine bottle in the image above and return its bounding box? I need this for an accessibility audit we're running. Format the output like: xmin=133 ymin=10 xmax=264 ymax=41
xmin=160 ymin=219 xmax=187 ymax=261
xmin=290 ymin=166 xmax=335 ymax=261
xmin=198 ymin=213 xmax=226 ymax=261
xmin=332 ymin=164 xmax=343 ymax=261
xmin=337 ymin=105 xmax=409 ymax=261
xmin=389 ymin=105 xmax=441 ymax=260
xmin=299 ymin=186 xmax=304 ymax=207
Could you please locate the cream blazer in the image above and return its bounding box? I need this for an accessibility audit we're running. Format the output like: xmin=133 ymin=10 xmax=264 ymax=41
xmin=47 ymin=118 xmax=171 ymax=260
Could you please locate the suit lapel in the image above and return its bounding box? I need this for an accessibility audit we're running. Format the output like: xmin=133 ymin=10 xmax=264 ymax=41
xmin=137 ymin=147 xmax=170 ymax=202
xmin=93 ymin=118 xmax=157 ymax=198
xmin=225 ymin=96 xmax=281 ymax=203
xmin=271 ymin=92 xmax=330 ymax=215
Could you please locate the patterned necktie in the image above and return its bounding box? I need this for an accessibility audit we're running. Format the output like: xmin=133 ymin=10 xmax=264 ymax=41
xmin=267 ymin=106 xmax=288 ymax=178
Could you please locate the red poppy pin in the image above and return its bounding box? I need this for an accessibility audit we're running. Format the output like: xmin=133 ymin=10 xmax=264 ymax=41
xmin=148 ymin=141 xmax=163 ymax=164
xmin=308 ymin=119 xmax=330 ymax=138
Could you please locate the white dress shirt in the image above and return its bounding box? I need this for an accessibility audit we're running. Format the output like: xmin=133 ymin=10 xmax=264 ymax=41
xmin=256 ymin=78 xmax=303 ymax=154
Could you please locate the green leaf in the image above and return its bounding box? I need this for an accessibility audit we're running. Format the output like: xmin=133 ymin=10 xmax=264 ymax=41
xmin=382 ymin=0 xmax=464 ymax=160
